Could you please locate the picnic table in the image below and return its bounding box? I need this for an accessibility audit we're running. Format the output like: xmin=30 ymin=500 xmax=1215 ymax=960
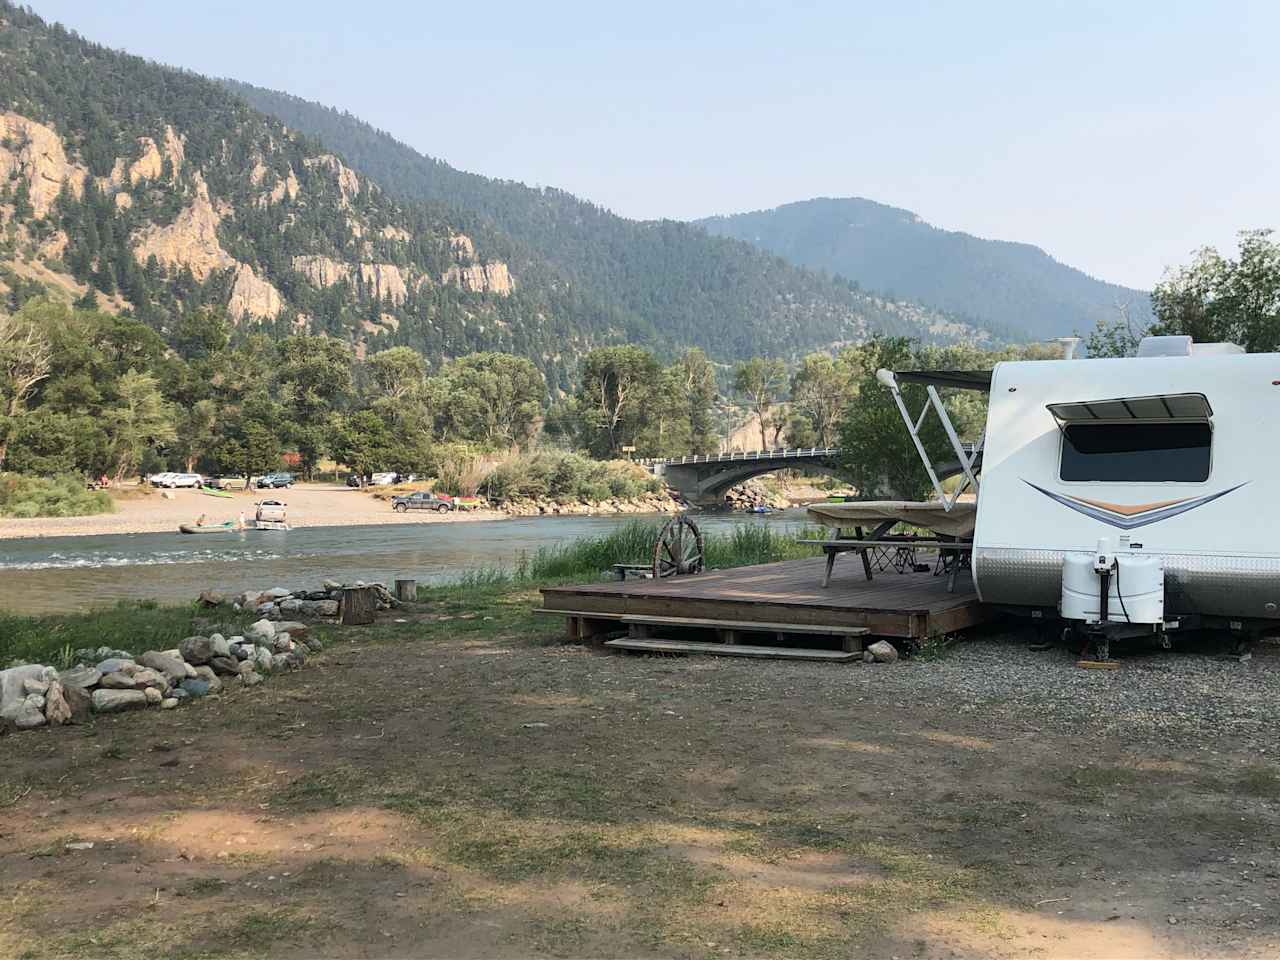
xmin=801 ymin=501 xmax=977 ymax=591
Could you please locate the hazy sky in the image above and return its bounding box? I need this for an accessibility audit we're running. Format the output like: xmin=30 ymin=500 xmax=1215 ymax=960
xmin=30 ymin=0 xmax=1279 ymax=290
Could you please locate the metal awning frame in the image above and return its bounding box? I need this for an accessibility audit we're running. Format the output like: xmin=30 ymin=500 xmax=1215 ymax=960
xmin=876 ymin=369 xmax=982 ymax=512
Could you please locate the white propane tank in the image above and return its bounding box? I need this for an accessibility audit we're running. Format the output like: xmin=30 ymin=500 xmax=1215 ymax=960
xmin=1061 ymin=554 xmax=1164 ymax=624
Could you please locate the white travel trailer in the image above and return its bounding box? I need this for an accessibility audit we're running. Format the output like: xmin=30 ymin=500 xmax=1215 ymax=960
xmin=882 ymin=335 xmax=1280 ymax=657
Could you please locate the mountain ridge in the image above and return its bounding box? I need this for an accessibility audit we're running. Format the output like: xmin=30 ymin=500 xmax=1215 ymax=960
xmin=695 ymin=196 xmax=1153 ymax=340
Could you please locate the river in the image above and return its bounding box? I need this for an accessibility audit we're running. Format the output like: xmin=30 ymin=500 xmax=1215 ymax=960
xmin=0 ymin=511 xmax=811 ymax=615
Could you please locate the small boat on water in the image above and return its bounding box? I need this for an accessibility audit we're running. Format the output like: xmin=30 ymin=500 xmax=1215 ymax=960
xmin=178 ymin=521 xmax=238 ymax=535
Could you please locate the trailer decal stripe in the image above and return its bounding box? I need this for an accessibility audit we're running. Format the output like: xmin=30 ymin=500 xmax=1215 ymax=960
xmin=1023 ymin=481 xmax=1245 ymax=529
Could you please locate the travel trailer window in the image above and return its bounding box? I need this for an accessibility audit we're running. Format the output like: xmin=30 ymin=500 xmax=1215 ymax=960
xmin=1059 ymin=422 xmax=1211 ymax=482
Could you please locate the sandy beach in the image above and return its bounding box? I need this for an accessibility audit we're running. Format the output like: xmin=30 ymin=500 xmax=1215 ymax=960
xmin=0 ymin=484 xmax=509 ymax=541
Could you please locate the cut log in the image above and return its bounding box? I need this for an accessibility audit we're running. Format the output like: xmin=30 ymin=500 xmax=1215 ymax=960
xmin=340 ymin=586 xmax=378 ymax=625
xmin=394 ymin=578 xmax=417 ymax=602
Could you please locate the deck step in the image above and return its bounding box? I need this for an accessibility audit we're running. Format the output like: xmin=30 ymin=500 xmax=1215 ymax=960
xmin=604 ymin=638 xmax=858 ymax=662
xmin=619 ymin=614 xmax=869 ymax=636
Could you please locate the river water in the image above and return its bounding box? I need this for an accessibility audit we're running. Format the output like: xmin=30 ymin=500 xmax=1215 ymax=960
xmin=0 ymin=511 xmax=811 ymax=615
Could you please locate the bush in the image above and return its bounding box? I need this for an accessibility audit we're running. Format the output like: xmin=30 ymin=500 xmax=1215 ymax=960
xmin=0 ymin=473 xmax=114 ymax=518
xmin=480 ymin=453 xmax=660 ymax=504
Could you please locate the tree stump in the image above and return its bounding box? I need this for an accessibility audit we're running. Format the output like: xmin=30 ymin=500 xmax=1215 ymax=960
xmin=394 ymin=578 xmax=417 ymax=603
xmin=340 ymin=586 xmax=378 ymax=625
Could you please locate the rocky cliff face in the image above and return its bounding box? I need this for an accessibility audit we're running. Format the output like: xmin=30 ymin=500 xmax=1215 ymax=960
xmin=0 ymin=112 xmax=87 ymax=216
xmin=131 ymin=173 xmax=236 ymax=282
xmin=227 ymin=264 xmax=284 ymax=320
xmin=442 ymin=261 xmax=514 ymax=296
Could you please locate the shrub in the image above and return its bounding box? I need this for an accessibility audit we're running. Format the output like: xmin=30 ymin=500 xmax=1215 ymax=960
xmin=479 ymin=453 xmax=660 ymax=504
xmin=0 ymin=474 xmax=114 ymax=518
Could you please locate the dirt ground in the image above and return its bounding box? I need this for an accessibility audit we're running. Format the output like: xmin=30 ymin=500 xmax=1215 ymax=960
xmin=0 ymin=483 xmax=505 ymax=540
xmin=2 ymin=590 xmax=1278 ymax=959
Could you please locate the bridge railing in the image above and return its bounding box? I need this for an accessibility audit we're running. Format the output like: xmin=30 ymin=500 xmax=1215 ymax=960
xmin=638 ymin=446 xmax=841 ymax=467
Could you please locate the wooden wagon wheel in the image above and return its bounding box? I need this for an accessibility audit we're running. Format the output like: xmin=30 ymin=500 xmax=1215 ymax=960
xmin=652 ymin=514 xmax=705 ymax=578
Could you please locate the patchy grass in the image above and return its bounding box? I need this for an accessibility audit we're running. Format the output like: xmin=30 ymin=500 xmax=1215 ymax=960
xmin=1235 ymin=763 xmax=1280 ymax=798
xmin=0 ymin=600 xmax=252 ymax=670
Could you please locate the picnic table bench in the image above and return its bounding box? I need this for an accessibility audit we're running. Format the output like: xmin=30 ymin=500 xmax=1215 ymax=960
xmin=800 ymin=501 xmax=977 ymax=592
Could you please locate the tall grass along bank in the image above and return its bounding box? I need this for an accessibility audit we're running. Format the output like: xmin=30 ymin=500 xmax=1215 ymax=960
xmin=0 ymin=474 xmax=115 ymax=518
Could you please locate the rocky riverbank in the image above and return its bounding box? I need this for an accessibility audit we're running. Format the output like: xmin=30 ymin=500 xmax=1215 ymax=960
xmin=499 ymin=489 xmax=688 ymax=517
xmin=0 ymin=578 xmax=402 ymax=734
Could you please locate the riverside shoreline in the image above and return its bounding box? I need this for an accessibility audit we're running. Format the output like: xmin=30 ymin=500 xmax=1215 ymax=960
xmin=0 ymin=482 xmax=695 ymax=541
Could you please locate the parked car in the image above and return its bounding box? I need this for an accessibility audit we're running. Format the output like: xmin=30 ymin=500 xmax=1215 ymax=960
xmin=211 ymin=476 xmax=248 ymax=491
xmin=147 ymin=472 xmax=175 ymax=487
xmin=254 ymin=472 xmax=294 ymax=489
xmin=391 ymin=492 xmax=453 ymax=513
xmin=346 ymin=473 xmax=366 ymax=488
xmin=154 ymin=472 xmax=202 ymax=488
xmin=369 ymin=472 xmax=398 ymax=486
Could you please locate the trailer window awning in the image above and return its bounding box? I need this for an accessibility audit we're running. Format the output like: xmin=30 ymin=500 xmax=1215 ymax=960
xmin=1047 ymin=392 xmax=1213 ymax=423
xmin=894 ymin=369 xmax=993 ymax=392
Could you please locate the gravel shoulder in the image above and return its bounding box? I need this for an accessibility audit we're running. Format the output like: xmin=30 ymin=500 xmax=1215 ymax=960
xmin=1 ymin=592 xmax=1277 ymax=958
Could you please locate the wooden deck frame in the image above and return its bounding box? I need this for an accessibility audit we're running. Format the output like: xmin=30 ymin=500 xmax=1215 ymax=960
xmin=540 ymin=556 xmax=994 ymax=646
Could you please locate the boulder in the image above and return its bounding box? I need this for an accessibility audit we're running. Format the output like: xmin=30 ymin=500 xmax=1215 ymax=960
xmin=254 ymin=647 xmax=273 ymax=674
xmin=305 ymin=638 xmax=323 ymax=654
xmin=138 ymin=652 xmax=186 ymax=685
xmin=99 ymin=671 xmax=139 ymax=690
xmin=144 ymin=687 xmax=163 ymax=705
xmin=237 ymin=660 xmax=257 ymax=676
xmin=316 ymin=599 xmax=340 ymax=617
xmin=274 ymin=621 xmax=308 ymax=637
xmin=1 ymin=666 xmax=54 ymax=720
xmin=4 ymin=693 xmax=46 ymax=729
xmin=279 ymin=598 xmax=302 ymax=614
xmin=183 ymin=662 xmax=198 ymax=679
xmin=867 ymin=640 xmax=899 ymax=663
xmin=96 ymin=657 xmax=136 ymax=675
xmin=247 ymin=619 xmax=275 ymax=641
xmin=178 ymin=678 xmax=209 ymax=698
xmin=63 ymin=684 xmax=92 ymax=724
xmin=273 ymin=636 xmax=295 ymax=654
xmin=197 ymin=590 xmax=224 ymax=607
xmin=209 ymin=634 xmax=232 ymax=659
xmin=58 ymin=665 xmax=101 ymax=690
xmin=231 ymin=644 xmax=251 ymax=661
xmin=322 ymin=579 xmax=342 ymax=591
xmin=92 ymin=689 xmax=147 ymax=714
xmin=23 ymin=676 xmax=51 ymax=696
xmin=132 ymin=668 xmax=169 ymax=691
xmin=179 ymin=636 xmax=216 ymax=665
xmin=160 ymin=697 xmax=179 ymax=710
xmin=192 ymin=666 xmax=223 ymax=694
xmin=270 ymin=653 xmax=290 ymax=673
xmin=209 ymin=656 xmax=240 ymax=677
xmin=237 ymin=590 xmax=262 ymax=608
xmin=263 ymin=587 xmax=292 ymax=600
xmin=44 ymin=682 xmax=72 ymax=726
xmin=239 ymin=670 xmax=263 ymax=687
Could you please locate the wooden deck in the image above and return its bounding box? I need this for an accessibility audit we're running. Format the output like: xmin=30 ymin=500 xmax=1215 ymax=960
xmin=540 ymin=556 xmax=994 ymax=644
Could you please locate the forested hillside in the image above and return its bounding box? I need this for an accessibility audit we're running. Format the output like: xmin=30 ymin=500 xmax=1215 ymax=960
xmin=0 ymin=3 xmax=633 ymax=389
xmin=697 ymin=197 xmax=1154 ymax=340
xmin=224 ymin=81 xmax=991 ymax=357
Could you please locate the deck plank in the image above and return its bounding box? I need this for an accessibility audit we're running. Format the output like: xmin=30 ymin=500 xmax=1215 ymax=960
xmin=541 ymin=557 xmax=992 ymax=641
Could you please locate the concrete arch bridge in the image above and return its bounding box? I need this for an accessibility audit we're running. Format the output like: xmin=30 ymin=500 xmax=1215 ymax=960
xmin=640 ymin=447 xmax=842 ymax=506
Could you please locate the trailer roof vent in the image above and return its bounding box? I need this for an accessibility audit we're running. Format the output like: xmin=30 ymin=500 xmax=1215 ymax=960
xmin=1190 ymin=341 xmax=1245 ymax=356
xmin=1137 ymin=335 xmax=1193 ymax=357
